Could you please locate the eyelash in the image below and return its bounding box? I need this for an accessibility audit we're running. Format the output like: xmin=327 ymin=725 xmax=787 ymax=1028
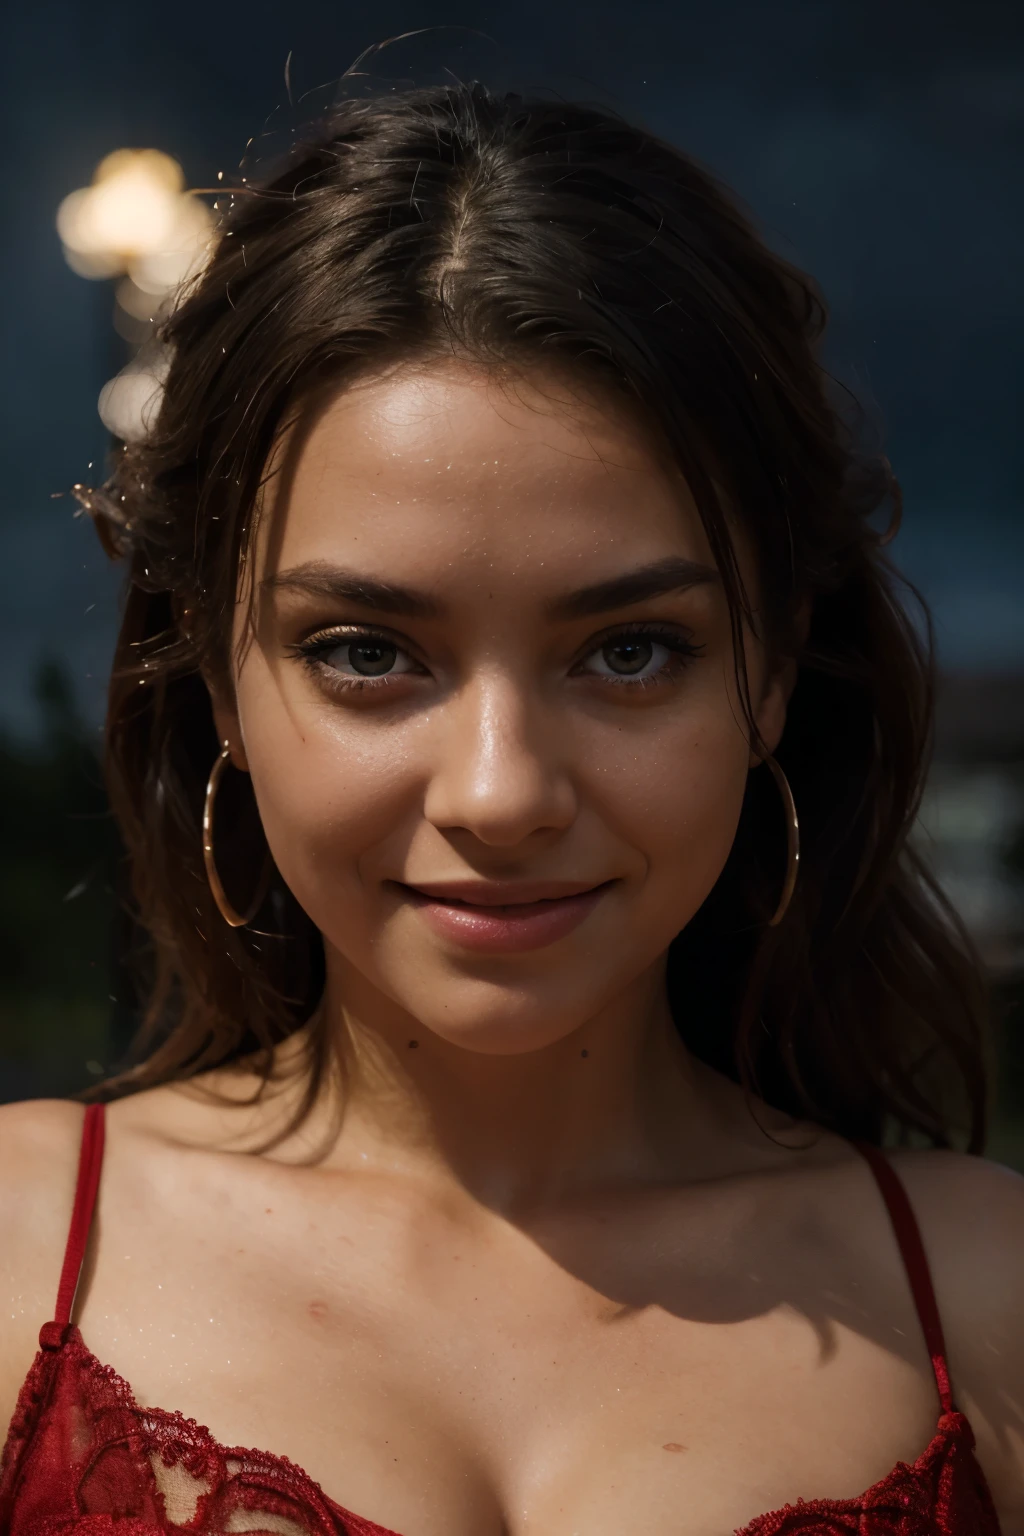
xmin=291 ymin=622 xmax=704 ymax=694
xmin=574 ymin=623 xmax=704 ymax=687
xmin=290 ymin=627 xmax=425 ymax=694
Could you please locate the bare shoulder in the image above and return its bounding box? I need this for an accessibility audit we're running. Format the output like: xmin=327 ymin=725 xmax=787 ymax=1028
xmin=884 ymin=1146 xmax=1024 ymax=1299
xmin=881 ymin=1146 xmax=1024 ymax=1348
xmin=886 ymin=1148 xmax=1024 ymax=1523
xmin=0 ymin=1097 xmax=86 ymax=1260
xmin=0 ymin=1099 xmax=88 ymax=1432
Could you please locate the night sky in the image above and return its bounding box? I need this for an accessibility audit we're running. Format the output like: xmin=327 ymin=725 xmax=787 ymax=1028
xmin=4 ymin=0 xmax=1022 ymax=733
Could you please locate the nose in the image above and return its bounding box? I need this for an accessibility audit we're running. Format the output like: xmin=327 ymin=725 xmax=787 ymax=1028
xmin=422 ymin=673 xmax=578 ymax=848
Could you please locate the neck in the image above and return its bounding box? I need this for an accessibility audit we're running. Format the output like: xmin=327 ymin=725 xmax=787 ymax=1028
xmin=290 ymin=954 xmax=740 ymax=1212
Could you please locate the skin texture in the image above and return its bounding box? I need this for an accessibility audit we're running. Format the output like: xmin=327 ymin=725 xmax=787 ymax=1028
xmin=233 ymin=364 xmax=783 ymax=1087
xmin=0 ymin=362 xmax=1022 ymax=1535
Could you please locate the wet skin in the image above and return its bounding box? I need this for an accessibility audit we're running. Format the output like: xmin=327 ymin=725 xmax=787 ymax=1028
xmin=227 ymin=363 xmax=788 ymax=1068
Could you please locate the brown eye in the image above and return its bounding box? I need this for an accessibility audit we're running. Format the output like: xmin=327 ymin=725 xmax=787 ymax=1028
xmin=345 ymin=640 xmax=398 ymax=676
xmin=315 ymin=635 xmax=416 ymax=678
xmin=601 ymin=637 xmax=655 ymax=675
xmin=582 ymin=634 xmax=667 ymax=681
xmin=577 ymin=627 xmax=700 ymax=685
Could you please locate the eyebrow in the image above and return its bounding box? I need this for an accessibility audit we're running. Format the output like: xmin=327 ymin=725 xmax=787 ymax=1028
xmin=262 ymin=555 xmax=719 ymax=621
xmin=262 ymin=562 xmax=441 ymax=618
xmin=546 ymin=556 xmax=719 ymax=619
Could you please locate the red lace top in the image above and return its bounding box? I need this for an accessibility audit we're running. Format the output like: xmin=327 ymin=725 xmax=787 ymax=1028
xmin=0 ymin=1105 xmax=1001 ymax=1535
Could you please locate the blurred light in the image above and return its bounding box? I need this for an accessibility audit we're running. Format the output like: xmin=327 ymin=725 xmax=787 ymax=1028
xmin=96 ymin=147 xmax=184 ymax=194
xmin=59 ymin=234 xmax=123 ymax=281
xmin=113 ymin=277 xmax=163 ymax=347
xmin=112 ymin=301 xmax=156 ymax=348
xmin=97 ymin=349 xmax=171 ymax=443
xmin=130 ymin=196 xmax=214 ymax=294
xmin=59 ymin=148 xmax=216 ymax=441
xmin=57 ymin=148 xmax=213 ymax=298
xmin=114 ymin=277 xmax=160 ymax=323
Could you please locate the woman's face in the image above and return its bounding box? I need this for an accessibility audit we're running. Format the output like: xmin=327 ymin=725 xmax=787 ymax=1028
xmin=218 ymin=363 xmax=789 ymax=1054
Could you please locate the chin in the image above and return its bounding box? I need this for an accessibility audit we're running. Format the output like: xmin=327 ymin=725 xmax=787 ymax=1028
xmin=428 ymin=1020 xmax=582 ymax=1057
xmin=392 ymin=976 xmax=602 ymax=1057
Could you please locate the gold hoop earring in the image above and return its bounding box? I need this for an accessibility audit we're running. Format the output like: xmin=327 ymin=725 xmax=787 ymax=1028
xmin=763 ymin=755 xmax=800 ymax=927
xmin=202 ymin=742 xmax=268 ymax=928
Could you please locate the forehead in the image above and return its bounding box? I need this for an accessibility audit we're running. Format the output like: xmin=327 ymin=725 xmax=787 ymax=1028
xmin=259 ymin=362 xmax=715 ymax=583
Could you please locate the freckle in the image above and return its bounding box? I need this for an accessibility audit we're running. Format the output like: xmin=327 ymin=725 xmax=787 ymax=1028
xmin=408 ymin=1040 xmax=419 ymax=1049
xmin=580 ymin=1049 xmax=589 ymax=1058
xmin=662 ymin=1443 xmax=687 ymax=1453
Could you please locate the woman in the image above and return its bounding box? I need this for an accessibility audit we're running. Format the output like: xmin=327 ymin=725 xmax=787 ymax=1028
xmin=1 ymin=83 xmax=1021 ymax=1535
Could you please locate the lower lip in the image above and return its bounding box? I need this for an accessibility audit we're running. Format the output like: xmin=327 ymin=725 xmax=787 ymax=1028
xmin=401 ymin=885 xmax=610 ymax=953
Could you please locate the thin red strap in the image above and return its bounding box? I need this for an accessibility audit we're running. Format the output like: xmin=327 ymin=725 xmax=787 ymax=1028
xmin=850 ymin=1139 xmax=955 ymax=1414
xmin=53 ymin=1103 xmax=106 ymax=1328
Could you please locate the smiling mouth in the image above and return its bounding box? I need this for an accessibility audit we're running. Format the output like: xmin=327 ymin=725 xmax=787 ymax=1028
xmin=391 ymin=880 xmax=615 ymax=952
xmin=397 ymin=880 xmax=614 ymax=909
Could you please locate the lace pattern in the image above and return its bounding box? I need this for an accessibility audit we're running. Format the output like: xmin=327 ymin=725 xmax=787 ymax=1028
xmin=1 ymin=1326 xmax=397 ymax=1536
xmin=0 ymin=1324 xmax=1001 ymax=1536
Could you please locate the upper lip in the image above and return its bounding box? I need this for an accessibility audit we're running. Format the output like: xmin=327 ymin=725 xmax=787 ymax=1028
xmin=397 ymin=878 xmax=612 ymax=907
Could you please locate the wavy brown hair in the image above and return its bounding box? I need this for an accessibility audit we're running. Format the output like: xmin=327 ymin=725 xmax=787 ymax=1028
xmin=81 ymin=82 xmax=989 ymax=1149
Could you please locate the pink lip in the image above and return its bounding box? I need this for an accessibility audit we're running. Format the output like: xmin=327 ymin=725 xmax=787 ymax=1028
xmin=396 ymin=879 xmax=613 ymax=953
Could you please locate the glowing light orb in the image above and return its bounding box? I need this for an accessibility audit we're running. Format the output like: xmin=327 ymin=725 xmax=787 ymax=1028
xmin=57 ymin=148 xmax=213 ymax=296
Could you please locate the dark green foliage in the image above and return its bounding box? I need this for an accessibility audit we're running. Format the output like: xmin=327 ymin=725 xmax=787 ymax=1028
xmin=0 ymin=661 xmax=119 ymax=1099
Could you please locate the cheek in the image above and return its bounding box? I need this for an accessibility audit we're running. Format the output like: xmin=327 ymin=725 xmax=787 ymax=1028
xmin=235 ymin=667 xmax=422 ymax=922
xmin=583 ymin=707 xmax=750 ymax=915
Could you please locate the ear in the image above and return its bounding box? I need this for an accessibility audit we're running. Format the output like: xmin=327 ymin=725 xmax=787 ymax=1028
xmin=749 ymin=656 xmax=797 ymax=767
xmin=204 ymin=673 xmax=250 ymax=773
xmin=749 ymin=599 xmax=809 ymax=768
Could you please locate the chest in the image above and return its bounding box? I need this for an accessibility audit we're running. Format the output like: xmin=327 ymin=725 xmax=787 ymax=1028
xmin=72 ymin=1161 xmax=944 ymax=1536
